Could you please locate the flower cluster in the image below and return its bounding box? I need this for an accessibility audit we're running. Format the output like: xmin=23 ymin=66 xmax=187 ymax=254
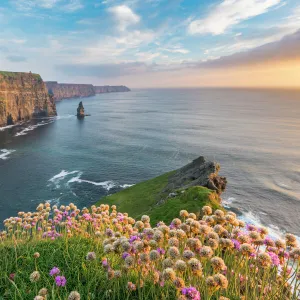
xmin=2 ymin=203 xmax=300 ymax=299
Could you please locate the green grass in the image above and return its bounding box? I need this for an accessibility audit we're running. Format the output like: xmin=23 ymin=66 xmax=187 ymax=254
xmin=148 ymin=186 xmax=222 ymax=225
xmin=95 ymin=171 xmax=175 ymax=220
xmin=96 ymin=171 xmax=221 ymax=225
xmin=0 ymin=71 xmax=42 ymax=81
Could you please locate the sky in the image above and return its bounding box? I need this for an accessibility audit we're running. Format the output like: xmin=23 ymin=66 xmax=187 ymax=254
xmin=0 ymin=0 xmax=300 ymax=88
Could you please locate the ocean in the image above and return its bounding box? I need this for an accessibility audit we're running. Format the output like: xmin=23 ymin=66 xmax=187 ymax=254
xmin=0 ymin=88 xmax=300 ymax=237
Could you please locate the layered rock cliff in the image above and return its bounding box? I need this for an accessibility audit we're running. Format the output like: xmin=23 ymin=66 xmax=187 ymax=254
xmin=94 ymin=85 xmax=130 ymax=93
xmin=46 ymin=82 xmax=95 ymax=101
xmin=45 ymin=82 xmax=130 ymax=101
xmin=0 ymin=71 xmax=57 ymax=126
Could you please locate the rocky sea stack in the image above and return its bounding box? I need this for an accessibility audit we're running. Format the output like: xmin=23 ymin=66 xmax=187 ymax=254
xmin=77 ymin=101 xmax=85 ymax=118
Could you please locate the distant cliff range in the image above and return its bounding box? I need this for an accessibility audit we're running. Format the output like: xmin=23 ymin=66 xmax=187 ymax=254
xmin=45 ymin=81 xmax=130 ymax=101
xmin=0 ymin=71 xmax=56 ymax=126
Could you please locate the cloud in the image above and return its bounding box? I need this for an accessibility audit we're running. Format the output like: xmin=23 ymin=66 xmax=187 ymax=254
xmin=6 ymin=55 xmax=27 ymax=62
xmin=12 ymin=0 xmax=83 ymax=12
xmin=192 ymin=29 xmax=300 ymax=68
xmin=108 ymin=5 xmax=140 ymax=31
xmin=57 ymin=62 xmax=155 ymax=77
xmin=188 ymin=0 xmax=281 ymax=35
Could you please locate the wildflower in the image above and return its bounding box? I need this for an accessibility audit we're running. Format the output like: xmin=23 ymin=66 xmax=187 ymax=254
xmin=140 ymin=253 xmax=149 ymax=263
xmin=68 ymin=291 xmax=81 ymax=300
xmin=202 ymin=206 xmax=212 ymax=215
xmin=104 ymin=244 xmax=113 ymax=253
xmin=107 ymin=269 xmax=115 ymax=279
xmin=257 ymin=253 xmax=272 ymax=268
xmin=188 ymin=258 xmax=202 ymax=275
xmin=188 ymin=213 xmax=197 ymax=220
xmin=275 ymin=239 xmax=286 ymax=249
xmin=181 ymin=286 xmax=201 ymax=300
xmin=49 ymin=267 xmax=60 ymax=276
xmin=174 ymin=277 xmax=185 ymax=289
xmin=290 ymin=248 xmax=300 ymax=260
xmin=86 ymin=252 xmax=96 ymax=261
xmin=125 ymin=255 xmax=135 ymax=267
xmin=264 ymin=237 xmax=275 ymax=247
xmin=183 ymin=250 xmax=195 ymax=260
xmin=169 ymin=237 xmax=179 ymax=247
xmin=157 ymin=247 xmax=165 ymax=255
xmin=30 ymin=271 xmax=40 ymax=283
xmin=175 ymin=260 xmax=187 ymax=272
xmin=33 ymin=252 xmax=40 ymax=258
xmin=55 ymin=275 xmax=67 ymax=287
xmin=180 ymin=210 xmax=189 ymax=218
xmin=141 ymin=215 xmax=150 ymax=223
xmin=213 ymin=274 xmax=228 ymax=289
xmin=268 ymin=252 xmax=280 ymax=266
xmin=240 ymin=243 xmax=254 ymax=256
xmin=285 ymin=234 xmax=298 ymax=247
xmin=205 ymin=276 xmax=217 ymax=288
xmin=149 ymin=250 xmax=160 ymax=261
xmin=127 ymin=282 xmax=136 ymax=291
xmin=135 ymin=221 xmax=144 ymax=230
xmin=38 ymin=288 xmax=48 ymax=296
xmin=115 ymin=270 xmax=122 ymax=278
xmin=232 ymin=239 xmax=241 ymax=250
xmin=34 ymin=296 xmax=44 ymax=300
xmin=199 ymin=246 xmax=213 ymax=258
xmin=9 ymin=273 xmax=15 ymax=281
xmin=162 ymin=268 xmax=176 ymax=281
xmin=211 ymin=257 xmax=226 ymax=271
xmin=163 ymin=258 xmax=174 ymax=269
xmin=207 ymin=239 xmax=219 ymax=250
xmin=168 ymin=246 xmax=180 ymax=259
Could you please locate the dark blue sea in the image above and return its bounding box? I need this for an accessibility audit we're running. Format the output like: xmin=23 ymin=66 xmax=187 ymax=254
xmin=1 ymin=88 xmax=300 ymax=237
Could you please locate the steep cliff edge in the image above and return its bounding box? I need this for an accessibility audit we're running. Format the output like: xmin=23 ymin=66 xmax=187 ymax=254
xmin=45 ymin=81 xmax=95 ymax=101
xmin=0 ymin=71 xmax=57 ymax=126
xmin=94 ymin=85 xmax=130 ymax=93
xmin=45 ymin=82 xmax=130 ymax=101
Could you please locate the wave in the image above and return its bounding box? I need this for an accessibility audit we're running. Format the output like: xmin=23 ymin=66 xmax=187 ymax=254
xmin=120 ymin=184 xmax=135 ymax=188
xmin=15 ymin=120 xmax=54 ymax=137
xmin=48 ymin=170 xmax=134 ymax=192
xmin=222 ymin=197 xmax=235 ymax=208
xmin=0 ymin=124 xmax=17 ymax=131
xmin=0 ymin=149 xmax=16 ymax=160
xmin=48 ymin=170 xmax=81 ymax=189
xmin=55 ymin=114 xmax=75 ymax=120
xmin=68 ymin=176 xmax=116 ymax=191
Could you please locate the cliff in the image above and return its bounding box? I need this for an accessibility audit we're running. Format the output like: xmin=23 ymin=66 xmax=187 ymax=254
xmin=45 ymin=81 xmax=95 ymax=101
xmin=94 ymin=85 xmax=130 ymax=93
xmin=0 ymin=71 xmax=57 ymax=126
xmin=45 ymin=82 xmax=130 ymax=101
xmin=96 ymin=156 xmax=226 ymax=224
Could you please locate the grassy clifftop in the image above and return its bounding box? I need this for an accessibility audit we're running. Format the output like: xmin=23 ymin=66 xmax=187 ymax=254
xmin=96 ymin=171 xmax=221 ymax=225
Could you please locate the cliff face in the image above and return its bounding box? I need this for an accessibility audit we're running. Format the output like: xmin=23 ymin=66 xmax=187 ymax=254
xmin=46 ymin=82 xmax=95 ymax=101
xmin=45 ymin=82 xmax=130 ymax=101
xmin=0 ymin=72 xmax=57 ymax=126
xmin=94 ymin=85 xmax=130 ymax=93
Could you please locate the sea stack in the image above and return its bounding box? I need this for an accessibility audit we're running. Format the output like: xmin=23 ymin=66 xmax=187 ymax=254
xmin=77 ymin=101 xmax=85 ymax=118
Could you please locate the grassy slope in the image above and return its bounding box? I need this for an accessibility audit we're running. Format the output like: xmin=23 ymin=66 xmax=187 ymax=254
xmin=96 ymin=171 xmax=221 ymax=225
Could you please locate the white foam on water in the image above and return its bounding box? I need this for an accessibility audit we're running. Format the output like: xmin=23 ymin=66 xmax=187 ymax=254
xmin=0 ymin=149 xmax=16 ymax=160
xmin=239 ymin=210 xmax=300 ymax=243
xmin=48 ymin=170 xmax=81 ymax=189
xmin=68 ymin=176 xmax=116 ymax=191
xmin=222 ymin=197 xmax=235 ymax=208
xmin=0 ymin=124 xmax=16 ymax=131
xmin=56 ymin=114 xmax=75 ymax=120
xmin=120 ymin=184 xmax=135 ymax=188
xmin=15 ymin=120 xmax=54 ymax=137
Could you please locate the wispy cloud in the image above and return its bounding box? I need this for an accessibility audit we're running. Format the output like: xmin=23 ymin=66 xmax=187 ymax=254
xmin=188 ymin=0 xmax=281 ymax=35
xmin=108 ymin=5 xmax=140 ymax=31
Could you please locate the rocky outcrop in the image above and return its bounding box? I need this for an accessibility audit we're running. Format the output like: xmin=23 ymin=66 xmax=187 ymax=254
xmin=45 ymin=82 xmax=95 ymax=101
xmin=164 ymin=156 xmax=227 ymax=195
xmin=0 ymin=71 xmax=57 ymax=126
xmin=94 ymin=85 xmax=130 ymax=93
xmin=77 ymin=101 xmax=85 ymax=118
xmin=45 ymin=82 xmax=130 ymax=101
